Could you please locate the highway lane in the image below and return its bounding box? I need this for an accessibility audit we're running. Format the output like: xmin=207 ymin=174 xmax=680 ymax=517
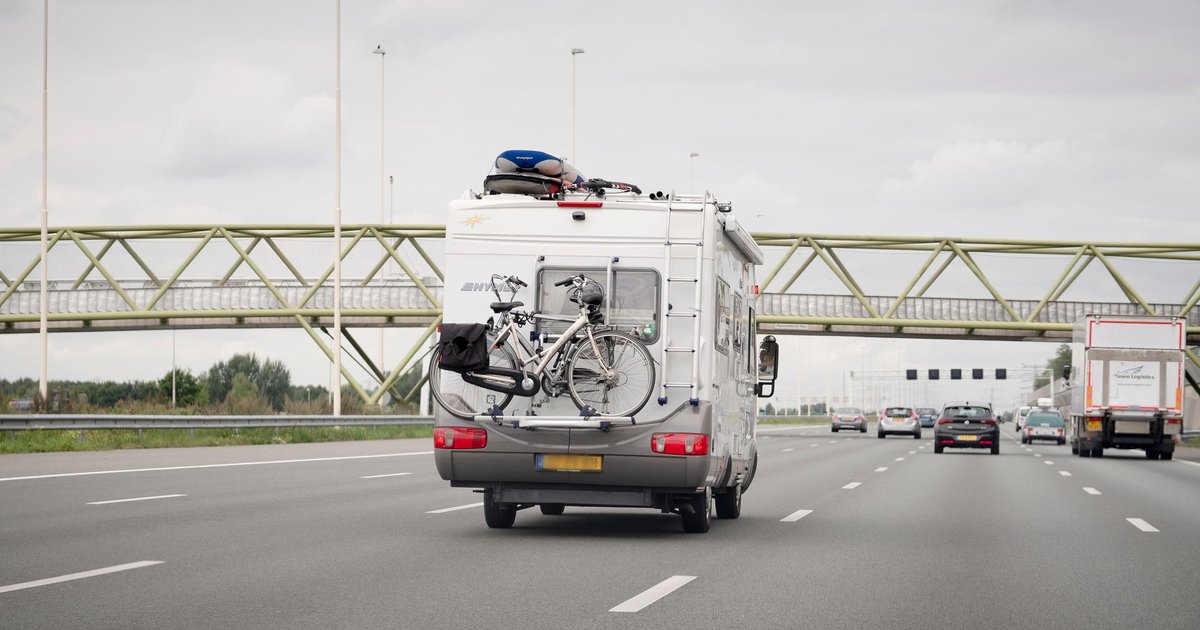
xmin=1 ymin=428 xmax=1198 ymax=629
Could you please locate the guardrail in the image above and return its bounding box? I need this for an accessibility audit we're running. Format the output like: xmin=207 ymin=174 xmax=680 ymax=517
xmin=0 ymin=414 xmax=433 ymax=430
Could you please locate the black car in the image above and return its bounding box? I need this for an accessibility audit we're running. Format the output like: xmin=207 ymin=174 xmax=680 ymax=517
xmin=934 ymin=402 xmax=999 ymax=455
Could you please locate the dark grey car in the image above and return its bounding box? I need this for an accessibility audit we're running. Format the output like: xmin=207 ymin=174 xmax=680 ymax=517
xmin=933 ymin=402 xmax=999 ymax=455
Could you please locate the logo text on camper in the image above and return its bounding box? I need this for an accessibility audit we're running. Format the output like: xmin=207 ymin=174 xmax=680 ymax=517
xmin=460 ymin=282 xmax=494 ymax=292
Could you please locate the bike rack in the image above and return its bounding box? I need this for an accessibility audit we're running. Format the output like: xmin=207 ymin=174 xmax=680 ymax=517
xmin=472 ymin=414 xmax=637 ymax=430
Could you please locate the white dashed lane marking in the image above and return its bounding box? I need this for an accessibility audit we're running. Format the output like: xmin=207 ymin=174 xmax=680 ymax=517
xmin=895 ymin=457 xmax=905 ymax=462
xmin=87 ymin=494 xmax=186 ymax=505
xmin=360 ymin=472 xmax=413 ymax=479
xmin=1059 ymin=471 xmax=1072 ymax=477
xmin=781 ymin=509 xmax=814 ymax=523
xmin=0 ymin=561 xmax=164 ymax=595
xmin=426 ymin=502 xmax=484 ymax=514
xmin=874 ymin=467 xmax=888 ymax=472
xmin=782 ymin=448 xmax=795 ymax=453
xmin=610 ymin=576 xmax=697 ymax=613
xmin=1127 ymin=518 xmax=1159 ymax=533
xmin=1083 ymin=487 xmax=1101 ymax=495
xmin=842 ymin=482 xmax=862 ymax=490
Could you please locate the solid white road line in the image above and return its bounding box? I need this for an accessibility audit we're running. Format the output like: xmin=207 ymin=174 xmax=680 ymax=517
xmin=610 ymin=575 xmax=697 ymax=613
xmin=87 ymin=494 xmax=186 ymax=505
xmin=842 ymin=482 xmax=861 ymax=490
xmin=782 ymin=448 xmax=795 ymax=453
xmin=781 ymin=509 xmax=814 ymax=523
xmin=1058 ymin=471 xmax=1072 ymax=477
xmin=426 ymin=502 xmax=484 ymax=514
xmin=0 ymin=561 xmax=163 ymax=595
xmin=0 ymin=451 xmax=434 ymax=483
xmin=1126 ymin=518 xmax=1159 ymax=533
xmin=1177 ymin=459 xmax=1200 ymax=468
xmin=360 ymin=472 xmax=414 ymax=479
xmin=874 ymin=467 xmax=888 ymax=472
xmin=1083 ymin=487 xmax=1102 ymax=495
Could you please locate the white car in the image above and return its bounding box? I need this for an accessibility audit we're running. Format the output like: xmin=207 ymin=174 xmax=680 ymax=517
xmin=1021 ymin=410 xmax=1065 ymax=445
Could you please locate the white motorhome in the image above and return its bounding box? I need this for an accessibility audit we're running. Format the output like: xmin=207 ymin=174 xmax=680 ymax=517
xmin=431 ymin=186 xmax=778 ymax=533
xmin=1066 ymin=315 xmax=1185 ymax=459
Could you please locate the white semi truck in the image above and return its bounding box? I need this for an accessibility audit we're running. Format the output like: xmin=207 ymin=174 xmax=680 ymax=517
xmin=1067 ymin=315 xmax=1186 ymax=460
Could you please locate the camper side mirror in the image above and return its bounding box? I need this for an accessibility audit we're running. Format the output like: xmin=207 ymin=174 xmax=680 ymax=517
xmin=756 ymin=335 xmax=779 ymax=397
xmin=1062 ymin=365 xmax=1072 ymax=381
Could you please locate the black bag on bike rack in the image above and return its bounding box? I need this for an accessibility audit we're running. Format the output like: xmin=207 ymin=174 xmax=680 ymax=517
xmin=438 ymin=323 xmax=489 ymax=372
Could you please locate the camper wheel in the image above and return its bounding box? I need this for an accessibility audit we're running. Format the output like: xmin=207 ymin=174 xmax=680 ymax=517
xmin=680 ymin=488 xmax=712 ymax=534
xmin=483 ymin=488 xmax=516 ymax=529
xmin=715 ymin=484 xmax=741 ymax=519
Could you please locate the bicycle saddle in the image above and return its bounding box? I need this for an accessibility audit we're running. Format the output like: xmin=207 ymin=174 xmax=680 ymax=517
xmin=489 ymin=301 xmax=524 ymax=313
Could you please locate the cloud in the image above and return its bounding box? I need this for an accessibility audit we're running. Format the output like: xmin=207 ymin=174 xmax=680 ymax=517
xmin=163 ymin=62 xmax=332 ymax=179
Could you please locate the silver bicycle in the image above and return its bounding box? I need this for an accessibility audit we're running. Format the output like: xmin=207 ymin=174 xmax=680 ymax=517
xmin=430 ymin=273 xmax=655 ymax=419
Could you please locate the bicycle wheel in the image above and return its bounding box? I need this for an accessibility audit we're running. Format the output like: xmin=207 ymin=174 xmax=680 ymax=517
xmin=429 ymin=335 xmax=515 ymax=419
xmin=566 ymin=330 xmax=655 ymax=417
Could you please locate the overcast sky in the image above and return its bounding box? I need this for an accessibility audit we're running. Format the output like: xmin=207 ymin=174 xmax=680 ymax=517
xmin=1 ymin=1 xmax=1197 ymax=410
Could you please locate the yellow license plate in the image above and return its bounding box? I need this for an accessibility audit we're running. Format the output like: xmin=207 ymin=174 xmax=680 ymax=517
xmin=957 ymin=435 xmax=978 ymax=442
xmin=1086 ymin=420 xmax=1102 ymax=432
xmin=537 ymin=454 xmax=602 ymax=472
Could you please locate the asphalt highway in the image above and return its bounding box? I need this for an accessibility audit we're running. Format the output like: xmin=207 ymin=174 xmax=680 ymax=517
xmin=2 ymin=426 xmax=1199 ymax=629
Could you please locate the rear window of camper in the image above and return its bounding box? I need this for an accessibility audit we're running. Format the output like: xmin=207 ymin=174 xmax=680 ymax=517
xmin=536 ymin=268 xmax=660 ymax=342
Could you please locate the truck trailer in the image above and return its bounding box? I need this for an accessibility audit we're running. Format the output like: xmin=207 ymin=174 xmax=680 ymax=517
xmin=1067 ymin=315 xmax=1186 ymax=460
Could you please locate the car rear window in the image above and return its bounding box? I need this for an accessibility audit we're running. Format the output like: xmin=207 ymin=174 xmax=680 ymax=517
xmin=834 ymin=407 xmax=862 ymax=415
xmin=1026 ymin=413 xmax=1064 ymax=427
xmin=885 ymin=407 xmax=913 ymax=417
xmin=942 ymin=406 xmax=992 ymax=420
xmin=915 ymin=408 xmax=936 ymax=416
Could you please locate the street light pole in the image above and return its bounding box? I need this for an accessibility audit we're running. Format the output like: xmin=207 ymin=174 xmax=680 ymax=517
xmin=571 ymin=48 xmax=584 ymax=163
xmin=373 ymin=45 xmax=386 ymax=407
xmin=689 ymin=152 xmax=700 ymax=191
xmin=333 ymin=0 xmax=343 ymax=416
xmin=39 ymin=0 xmax=49 ymax=401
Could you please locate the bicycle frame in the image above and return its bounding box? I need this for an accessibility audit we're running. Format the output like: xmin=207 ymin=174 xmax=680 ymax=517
xmin=469 ymin=305 xmax=605 ymax=393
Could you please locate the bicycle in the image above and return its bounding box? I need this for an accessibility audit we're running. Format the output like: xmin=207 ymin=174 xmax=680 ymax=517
xmin=430 ymin=273 xmax=656 ymax=419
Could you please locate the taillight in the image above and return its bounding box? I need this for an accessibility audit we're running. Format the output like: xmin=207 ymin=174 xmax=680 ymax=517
xmin=857 ymin=415 xmax=865 ymax=421
xmin=1166 ymin=418 xmax=1182 ymax=425
xmin=936 ymin=418 xmax=951 ymax=425
xmin=433 ymin=427 xmax=487 ymax=449
xmin=832 ymin=415 xmax=840 ymax=421
xmin=650 ymin=433 xmax=709 ymax=455
xmin=939 ymin=439 xmax=954 ymax=444
xmin=983 ymin=419 xmax=996 ymax=426
xmin=980 ymin=440 xmax=994 ymax=446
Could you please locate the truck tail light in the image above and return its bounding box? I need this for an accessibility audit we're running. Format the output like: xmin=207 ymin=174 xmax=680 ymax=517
xmin=434 ymin=427 xmax=487 ymax=449
xmin=650 ymin=433 xmax=709 ymax=455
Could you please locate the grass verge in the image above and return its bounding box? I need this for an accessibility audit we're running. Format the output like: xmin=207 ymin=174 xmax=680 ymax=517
xmin=0 ymin=425 xmax=433 ymax=455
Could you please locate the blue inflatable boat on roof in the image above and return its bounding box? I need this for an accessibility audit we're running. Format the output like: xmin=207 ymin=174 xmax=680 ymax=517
xmin=494 ymin=149 xmax=585 ymax=185
xmin=483 ymin=149 xmax=641 ymax=198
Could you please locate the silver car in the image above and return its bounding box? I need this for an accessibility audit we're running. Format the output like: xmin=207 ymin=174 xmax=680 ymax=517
xmin=878 ymin=406 xmax=921 ymax=439
xmin=831 ymin=406 xmax=867 ymax=433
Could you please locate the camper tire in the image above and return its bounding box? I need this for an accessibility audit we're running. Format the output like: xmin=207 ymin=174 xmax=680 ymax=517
xmin=715 ymin=484 xmax=741 ymax=520
xmin=539 ymin=504 xmax=565 ymax=515
xmin=681 ymin=488 xmax=712 ymax=534
xmin=483 ymin=489 xmax=516 ymax=529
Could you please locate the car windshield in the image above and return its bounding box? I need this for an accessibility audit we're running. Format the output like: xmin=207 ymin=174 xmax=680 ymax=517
xmin=885 ymin=408 xmax=912 ymax=417
xmin=834 ymin=407 xmax=862 ymax=415
xmin=1026 ymin=413 xmax=1064 ymax=427
xmin=943 ymin=406 xmax=992 ymax=420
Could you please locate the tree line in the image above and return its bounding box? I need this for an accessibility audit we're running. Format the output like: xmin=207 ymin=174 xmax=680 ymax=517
xmin=1 ymin=353 xmax=423 ymax=415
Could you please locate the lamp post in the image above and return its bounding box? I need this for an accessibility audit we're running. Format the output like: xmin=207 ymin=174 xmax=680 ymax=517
xmin=689 ymin=152 xmax=700 ymax=191
xmin=571 ymin=48 xmax=584 ymax=163
xmin=333 ymin=0 xmax=343 ymax=416
xmin=39 ymin=0 xmax=49 ymax=401
xmin=373 ymin=45 xmax=386 ymax=405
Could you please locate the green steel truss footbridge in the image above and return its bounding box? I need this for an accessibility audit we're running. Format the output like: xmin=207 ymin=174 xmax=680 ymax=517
xmin=2 ymin=225 xmax=1198 ymax=404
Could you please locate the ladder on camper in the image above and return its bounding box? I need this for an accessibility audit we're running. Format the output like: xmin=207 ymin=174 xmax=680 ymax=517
xmin=658 ymin=193 xmax=707 ymax=407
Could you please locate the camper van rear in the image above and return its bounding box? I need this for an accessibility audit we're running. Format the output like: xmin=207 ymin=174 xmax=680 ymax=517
xmin=433 ymin=191 xmax=777 ymax=532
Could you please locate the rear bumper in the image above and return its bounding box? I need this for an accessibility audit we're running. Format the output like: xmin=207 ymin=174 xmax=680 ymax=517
xmin=935 ymin=432 xmax=999 ymax=448
xmin=832 ymin=421 xmax=864 ymax=430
